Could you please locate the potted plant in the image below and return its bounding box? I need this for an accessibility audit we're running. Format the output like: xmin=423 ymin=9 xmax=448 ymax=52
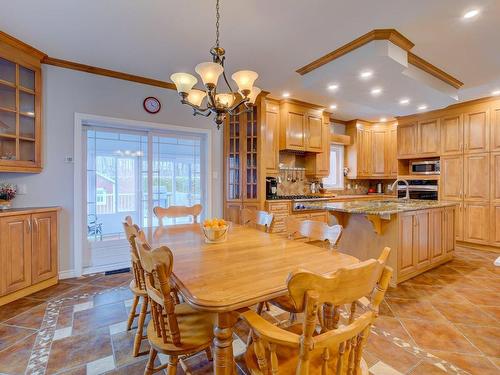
xmin=0 ymin=183 xmax=16 ymax=209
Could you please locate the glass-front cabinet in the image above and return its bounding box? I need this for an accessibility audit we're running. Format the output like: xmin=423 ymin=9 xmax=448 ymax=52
xmin=0 ymin=37 xmax=43 ymax=173
xmin=223 ymin=101 xmax=263 ymax=223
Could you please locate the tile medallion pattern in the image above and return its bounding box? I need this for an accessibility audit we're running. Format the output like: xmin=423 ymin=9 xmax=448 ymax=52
xmin=0 ymin=247 xmax=498 ymax=375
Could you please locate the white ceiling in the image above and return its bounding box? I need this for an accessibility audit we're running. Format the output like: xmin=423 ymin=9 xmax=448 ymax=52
xmin=1 ymin=0 xmax=499 ymax=121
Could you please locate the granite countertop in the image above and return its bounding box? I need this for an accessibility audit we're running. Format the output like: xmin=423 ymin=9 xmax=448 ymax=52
xmin=302 ymin=199 xmax=458 ymax=215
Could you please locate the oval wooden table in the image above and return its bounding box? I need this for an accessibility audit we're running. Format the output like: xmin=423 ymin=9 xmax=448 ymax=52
xmin=144 ymin=223 xmax=359 ymax=375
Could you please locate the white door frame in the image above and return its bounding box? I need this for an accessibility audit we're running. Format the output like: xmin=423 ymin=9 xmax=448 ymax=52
xmin=74 ymin=112 xmax=213 ymax=277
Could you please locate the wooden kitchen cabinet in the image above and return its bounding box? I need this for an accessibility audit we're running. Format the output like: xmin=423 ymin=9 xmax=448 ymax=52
xmin=491 ymin=152 xmax=500 ymax=202
xmin=440 ymin=155 xmax=464 ymax=201
xmin=491 ymin=102 xmax=500 ymax=151
xmin=397 ymin=122 xmax=417 ymax=158
xmin=0 ymin=208 xmax=59 ymax=306
xmin=414 ymin=211 xmax=430 ymax=269
xmin=0 ymin=35 xmax=44 ymax=173
xmin=430 ymin=208 xmax=446 ymax=262
xmin=263 ymin=99 xmax=280 ymax=175
xmin=418 ymin=118 xmax=440 ymax=156
xmin=441 ymin=114 xmax=463 ymax=155
xmin=309 ymin=211 xmax=329 ymax=222
xmin=305 ymin=112 xmax=323 ymax=151
xmin=490 ymin=204 xmax=500 ymax=246
xmin=464 ymin=153 xmax=490 ymax=201
xmin=305 ymin=114 xmax=330 ymax=177
xmin=455 ymin=202 xmax=464 ymax=241
xmin=279 ymin=100 xmax=325 ymax=153
xmin=345 ymin=121 xmax=396 ymax=178
xmin=0 ymin=214 xmax=32 ymax=295
xmin=444 ymin=206 xmax=456 ymax=254
xmin=464 ymin=202 xmax=490 ymax=244
xmin=398 ymin=212 xmax=417 ymax=277
xmin=464 ymin=108 xmax=489 ymax=154
xmin=265 ymin=201 xmax=290 ymax=233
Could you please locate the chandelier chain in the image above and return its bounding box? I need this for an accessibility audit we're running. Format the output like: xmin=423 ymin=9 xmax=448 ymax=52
xmin=215 ymin=0 xmax=220 ymax=48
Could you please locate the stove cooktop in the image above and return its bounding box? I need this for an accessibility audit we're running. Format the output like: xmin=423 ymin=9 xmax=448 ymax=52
xmin=267 ymin=195 xmax=321 ymax=200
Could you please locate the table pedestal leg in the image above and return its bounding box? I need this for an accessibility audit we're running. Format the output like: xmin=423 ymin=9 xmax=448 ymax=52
xmin=213 ymin=311 xmax=237 ymax=375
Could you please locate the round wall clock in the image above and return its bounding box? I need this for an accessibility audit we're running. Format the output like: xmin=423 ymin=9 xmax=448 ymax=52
xmin=143 ymin=97 xmax=161 ymax=114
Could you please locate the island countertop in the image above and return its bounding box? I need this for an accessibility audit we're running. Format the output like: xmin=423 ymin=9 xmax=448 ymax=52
xmin=302 ymin=199 xmax=458 ymax=216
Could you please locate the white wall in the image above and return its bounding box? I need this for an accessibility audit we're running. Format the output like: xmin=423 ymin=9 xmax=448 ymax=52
xmin=0 ymin=65 xmax=223 ymax=274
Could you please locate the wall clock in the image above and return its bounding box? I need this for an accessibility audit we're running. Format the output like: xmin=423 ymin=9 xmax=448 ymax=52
xmin=143 ymin=97 xmax=161 ymax=114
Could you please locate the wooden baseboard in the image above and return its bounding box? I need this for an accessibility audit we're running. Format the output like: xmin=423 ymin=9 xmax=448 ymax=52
xmin=0 ymin=276 xmax=58 ymax=306
xmin=457 ymin=241 xmax=500 ymax=254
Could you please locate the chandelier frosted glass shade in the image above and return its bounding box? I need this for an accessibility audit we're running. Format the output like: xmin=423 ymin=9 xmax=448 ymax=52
xmin=170 ymin=73 xmax=198 ymax=94
xmin=232 ymin=70 xmax=258 ymax=95
xmin=246 ymin=87 xmax=262 ymax=104
xmin=187 ymin=89 xmax=207 ymax=106
xmin=195 ymin=62 xmax=224 ymax=87
xmin=215 ymin=93 xmax=235 ymax=108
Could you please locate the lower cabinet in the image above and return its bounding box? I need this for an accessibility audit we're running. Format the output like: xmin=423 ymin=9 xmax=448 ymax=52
xmin=265 ymin=201 xmax=290 ymax=233
xmin=491 ymin=204 xmax=500 ymax=246
xmin=294 ymin=211 xmax=329 ymax=223
xmin=398 ymin=207 xmax=454 ymax=279
xmin=0 ymin=208 xmax=59 ymax=304
xmin=464 ymin=202 xmax=490 ymax=244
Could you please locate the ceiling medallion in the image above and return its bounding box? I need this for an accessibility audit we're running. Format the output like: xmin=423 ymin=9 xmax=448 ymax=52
xmin=170 ymin=0 xmax=260 ymax=129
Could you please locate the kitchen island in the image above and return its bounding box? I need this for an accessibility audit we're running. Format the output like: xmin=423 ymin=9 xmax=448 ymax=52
xmin=304 ymin=199 xmax=458 ymax=285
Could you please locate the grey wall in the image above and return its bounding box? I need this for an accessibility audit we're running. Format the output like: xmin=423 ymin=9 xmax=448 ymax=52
xmin=0 ymin=65 xmax=223 ymax=274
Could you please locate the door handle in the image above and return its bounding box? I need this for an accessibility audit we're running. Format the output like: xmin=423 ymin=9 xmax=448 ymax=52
xmin=33 ymin=218 xmax=38 ymax=231
xmin=27 ymin=219 xmax=31 ymax=233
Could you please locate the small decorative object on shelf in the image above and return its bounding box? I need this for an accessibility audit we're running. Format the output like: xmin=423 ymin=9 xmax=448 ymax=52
xmin=0 ymin=183 xmax=16 ymax=209
xmin=202 ymin=218 xmax=229 ymax=243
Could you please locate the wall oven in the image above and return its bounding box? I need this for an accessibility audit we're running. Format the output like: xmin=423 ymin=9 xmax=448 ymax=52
xmin=398 ymin=180 xmax=438 ymax=200
xmin=410 ymin=160 xmax=440 ymax=175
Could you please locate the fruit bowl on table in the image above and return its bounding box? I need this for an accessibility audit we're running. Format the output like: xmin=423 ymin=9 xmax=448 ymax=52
xmin=202 ymin=218 xmax=230 ymax=243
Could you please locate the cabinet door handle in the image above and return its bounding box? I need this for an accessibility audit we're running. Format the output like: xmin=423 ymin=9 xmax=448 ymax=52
xmin=27 ymin=219 xmax=31 ymax=233
xmin=33 ymin=218 xmax=38 ymax=231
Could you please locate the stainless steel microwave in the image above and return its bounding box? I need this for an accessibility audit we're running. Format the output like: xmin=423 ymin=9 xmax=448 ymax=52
xmin=410 ymin=160 xmax=440 ymax=175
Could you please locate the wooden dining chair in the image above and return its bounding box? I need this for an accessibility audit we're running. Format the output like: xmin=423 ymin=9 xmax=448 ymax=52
xmin=136 ymin=242 xmax=214 ymax=375
xmin=286 ymin=216 xmax=343 ymax=249
xmin=153 ymin=204 xmax=203 ymax=225
xmin=241 ymin=208 xmax=274 ymax=232
xmin=241 ymin=247 xmax=392 ymax=375
xmin=122 ymin=216 xmax=151 ymax=357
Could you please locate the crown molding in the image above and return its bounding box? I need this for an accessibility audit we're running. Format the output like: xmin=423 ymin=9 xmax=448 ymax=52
xmin=0 ymin=31 xmax=47 ymax=60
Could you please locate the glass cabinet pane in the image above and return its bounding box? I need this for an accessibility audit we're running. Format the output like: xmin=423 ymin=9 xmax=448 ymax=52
xmin=19 ymin=140 xmax=35 ymax=162
xmin=0 ymin=109 xmax=16 ymax=135
xmin=0 ymin=58 xmax=15 ymax=84
xmin=19 ymin=66 xmax=35 ymax=90
xmin=20 ymin=114 xmax=35 ymax=138
xmin=0 ymin=137 xmax=16 ymax=160
xmin=20 ymin=91 xmax=35 ymax=114
xmin=0 ymin=84 xmax=16 ymax=110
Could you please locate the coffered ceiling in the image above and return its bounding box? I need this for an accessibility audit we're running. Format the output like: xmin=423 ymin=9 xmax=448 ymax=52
xmin=1 ymin=0 xmax=499 ymax=121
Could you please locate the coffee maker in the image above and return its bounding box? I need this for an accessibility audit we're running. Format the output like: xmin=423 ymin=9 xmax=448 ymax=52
xmin=266 ymin=177 xmax=278 ymax=198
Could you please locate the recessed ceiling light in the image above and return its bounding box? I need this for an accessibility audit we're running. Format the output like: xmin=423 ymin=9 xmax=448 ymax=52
xmin=282 ymin=92 xmax=290 ymax=98
xmin=380 ymin=117 xmax=387 ymax=122
xmin=360 ymin=70 xmax=373 ymax=79
xmin=330 ymin=104 xmax=337 ymax=110
xmin=399 ymin=98 xmax=410 ymax=105
xmin=371 ymin=87 xmax=382 ymax=96
xmin=463 ymin=9 xmax=480 ymax=19
xmin=327 ymin=84 xmax=339 ymax=91
xmin=418 ymin=104 xmax=428 ymax=111
xmin=492 ymin=90 xmax=500 ymax=96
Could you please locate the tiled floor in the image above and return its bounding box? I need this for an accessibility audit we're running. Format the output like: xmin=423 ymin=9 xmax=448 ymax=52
xmin=0 ymin=246 xmax=498 ymax=375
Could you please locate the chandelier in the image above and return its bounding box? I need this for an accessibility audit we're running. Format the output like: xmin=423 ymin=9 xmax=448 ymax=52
xmin=170 ymin=0 xmax=261 ymax=129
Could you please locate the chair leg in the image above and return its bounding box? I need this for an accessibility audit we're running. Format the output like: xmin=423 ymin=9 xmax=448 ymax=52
xmin=205 ymin=347 xmax=213 ymax=361
xmin=167 ymin=356 xmax=179 ymax=375
xmin=264 ymin=302 xmax=271 ymax=311
xmin=144 ymin=347 xmax=157 ymax=375
xmin=126 ymin=295 xmax=140 ymax=331
xmin=133 ymin=296 xmax=149 ymax=357
xmin=256 ymin=302 xmax=265 ymax=315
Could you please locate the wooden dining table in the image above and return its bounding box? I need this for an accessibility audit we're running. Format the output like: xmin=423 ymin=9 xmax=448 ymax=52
xmin=144 ymin=223 xmax=359 ymax=375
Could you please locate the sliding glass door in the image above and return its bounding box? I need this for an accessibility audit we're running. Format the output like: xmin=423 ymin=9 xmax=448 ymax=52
xmin=84 ymin=125 xmax=207 ymax=271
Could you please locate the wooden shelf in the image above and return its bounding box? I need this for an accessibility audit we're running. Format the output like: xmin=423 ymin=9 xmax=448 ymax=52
xmin=0 ymin=106 xmax=16 ymax=113
xmin=0 ymin=133 xmax=16 ymax=139
xmin=0 ymin=79 xmax=15 ymax=88
xmin=18 ymin=86 xmax=35 ymax=95
xmin=19 ymin=111 xmax=35 ymax=118
xmin=19 ymin=136 xmax=35 ymax=142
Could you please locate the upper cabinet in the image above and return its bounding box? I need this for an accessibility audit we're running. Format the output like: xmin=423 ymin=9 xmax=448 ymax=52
xmin=305 ymin=113 xmax=331 ymax=177
xmin=0 ymin=35 xmax=44 ymax=173
xmin=418 ymin=118 xmax=440 ymax=156
xmin=279 ymin=100 xmax=324 ymax=153
xmin=263 ymin=99 xmax=280 ymax=175
xmin=464 ymin=108 xmax=489 ymax=154
xmin=441 ymin=114 xmax=463 ymax=155
xmin=397 ymin=122 xmax=417 ymax=158
xmin=345 ymin=121 xmax=397 ymax=179
xmin=397 ymin=119 xmax=440 ymax=159
xmin=491 ymin=102 xmax=500 ymax=151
